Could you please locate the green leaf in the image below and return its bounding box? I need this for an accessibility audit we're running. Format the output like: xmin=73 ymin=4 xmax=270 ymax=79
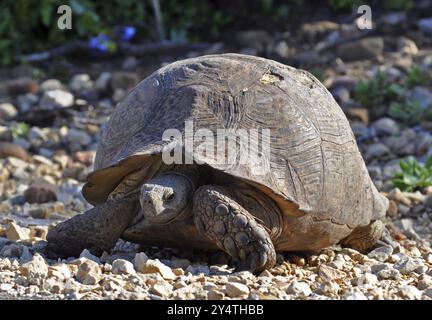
xmin=425 ymin=157 xmax=432 ymax=169
xmin=40 ymin=1 xmax=52 ymax=27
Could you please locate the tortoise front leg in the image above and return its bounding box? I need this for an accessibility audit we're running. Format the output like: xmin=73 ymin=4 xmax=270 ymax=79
xmin=46 ymin=193 xmax=140 ymax=258
xmin=193 ymin=185 xmax=276 ymax=273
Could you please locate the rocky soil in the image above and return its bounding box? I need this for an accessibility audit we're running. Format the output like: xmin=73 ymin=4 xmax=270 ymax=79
xmin=1 ymin=8 xmax=432 ymax=300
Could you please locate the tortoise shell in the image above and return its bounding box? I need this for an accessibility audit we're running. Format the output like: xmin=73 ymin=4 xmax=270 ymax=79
xmin=83 ymin=54 xmax=388 ymax=230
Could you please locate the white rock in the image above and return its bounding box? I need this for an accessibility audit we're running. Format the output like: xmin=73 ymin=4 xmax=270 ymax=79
xmin=48 ymin=264 xmax=72 ymax=281
xmin=135 ymin=257 xmax=176 ymax=280
xmin=0 ymin=103 xmax=18 ymax=120
xmin=398 ymin=285 xmax=422 ymax=300
xmin=5 ymin=222 xmax=30 ymax=241
xmin=133 ymin=252 xmax=149 ymax=269
xmin=112 ymin=259 xmax=136 ymax=275
xmin=225 ymin=282 xmax=250 ymax=298
xmin=79 ymin=249 xmax=101 ymax=264
xmin=0 ymin=283 xmax=13 ymax=291
xmin=344 ymin=292 xmax=368 ymax=300
xmin=287 ymin=281 xmax=312 ymax=297
xmin=69 ymin=74 xmax=93 ymax=91
xmin=64 ymin=278 xmax=80 ymax=294
xmin=77 ymin=258 xmax=101 ymax=285
xmin=368 ymin=246 xmax=393 ymax=262
xmin=150 ymin=282 xmax=173 ymax=297
xmin=40 ymin=79 xmax=63 ymax=91
xmin=40 ymin=89 xmax=74 ymax=109
xmin=394 ymin=258 xmax=419 ymax=274
xmin=19 ymin=253 xmax=48 ymax=286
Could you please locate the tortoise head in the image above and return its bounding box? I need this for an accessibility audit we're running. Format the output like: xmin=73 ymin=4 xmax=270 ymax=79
xmin=140 ymin=173 xmax=194 ymax=224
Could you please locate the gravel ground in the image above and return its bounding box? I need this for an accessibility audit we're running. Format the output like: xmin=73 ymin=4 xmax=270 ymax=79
xmin=1 ymin=11 xmax=432 ymax=300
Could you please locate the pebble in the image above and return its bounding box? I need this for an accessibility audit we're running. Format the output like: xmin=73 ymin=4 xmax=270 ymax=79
xmin=77 ymin=259 xmax=101 ymax=285
xmin=368 ymin=246 xmax=393 ymax=262
xmin=0 ymin=103 xmax=18 ymax=120
xmin=150 ymin=282 xmax=173 ymax=298
xmin=286 ymin=281 xmax=312 ymax=297
xmin=6 ymin=222 xmax=30 ymax=241
xmin=134 ymin=255 xmax=175 ymax=280
xmin=112 ymin=259 xmax=136 ymax=275
xmin=398 ymin=285 xmax=422 ymax=300
xmin=225 ymin=282 xmax=250 ymax=298
xmin=19 ymin=254 xmax=48 ymax=286
xmin=40 ymin=90 xmax=74 ymax=109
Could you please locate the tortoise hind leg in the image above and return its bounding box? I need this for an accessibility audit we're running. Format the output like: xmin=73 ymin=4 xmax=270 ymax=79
xmin=193 ymin=185 xmax=276 ymax=273
xmin=46 ymin=193 xmax=139 ymax=258
xmin=340 ymin=220 xmax=385 ymax=252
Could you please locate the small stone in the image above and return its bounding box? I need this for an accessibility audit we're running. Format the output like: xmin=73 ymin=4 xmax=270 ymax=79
xmin=386 ymin=200 xmax=398 ymax=218
xmin=135 ymin=258 xmax=175 ymax=280
xmin=368 ymin=245 xmax=393 ymax=262
xmin=417 ymin=274 xmax=432 ymax=290
xmin=0 ymin=142 xmax=29 ymax=162
xmin=397 ymin=37 xmax=418 ymax=56
xmin=408 ymin=87 xmax=432 ymax=110
xmin=398 ymin=285 xmax=422 ymax=300
xmin=20 ymin=253 xmax=48 ymax=286
xmin=150 ymin=282 xmax=173 ymax=297
xmin=388 ymin=188 xmax=411 ymax=206
xmin=79 ymin=249 xmax=101 ymax=264
xmin=48 ymin=264 xmax=72 ymax=281
xmin=274 ymin=41 xmax=290 ymax=58
xmin=24 ymin=179 xmax=57 ymax=204
xmin=225 ymin=282 xmax=250 ymax=298
xmin=0 ymin=103 xmax=18 ymax=120
xmin=337 ymin=37 xmax=384 ymax=62
xmin=286 ymin=281 xmax=312 ymax=297
xmin=64 ymin=278 xmax=80 ymax=294
xmin=6 ymin=222 xmax=30 ymax=241
xmin=394 ymin=258 xmax=418 ymax=275
xmin=77 ymin=259 xmax=101 ymax=285
xmin=112 ymin=259 xmax=136 ymax=275
xmin=69 ymin=74 xmax=93 ymax=91
xmin=344 ymin=292 xmax=367 ymax=300
xmin=371 ymin=118 xmax=399 ymax=136
xmin=207 ymin=290 xmax=225 ymax=300
xmin=352 ymin=273 xmax=378 ymax=286
xmin=319 ymin=281 xmax=340 ymax=295
xmin=65 ymin=128 xmax=92 ymax=146
xmin=365 ymin=143 xmax=393 ymax=161
xmin=0 ymin=283 xmax=13 ymax=291
xmin=95 ymin=72 xmax=112 ymax=91
xmin=40 ymin=79 xmax=63 ymax=91
xmin=40 ymin=89 xmax=74 ymax=109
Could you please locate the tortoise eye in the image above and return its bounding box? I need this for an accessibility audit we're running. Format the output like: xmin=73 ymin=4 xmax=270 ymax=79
xmin=164 ymin=192 xmax=175 ymax=201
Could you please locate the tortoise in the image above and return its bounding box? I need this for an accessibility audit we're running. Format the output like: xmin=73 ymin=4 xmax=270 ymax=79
xmin=46 ymin=54 xmax=389 ymax=273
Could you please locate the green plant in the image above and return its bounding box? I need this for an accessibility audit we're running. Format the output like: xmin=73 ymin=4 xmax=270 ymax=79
xmin=388 ymin=100 xmax=422 ymax=125
xmin=406 ymin=64 xmax=427 ymax=88
xmin=393 ymin=156 xmax=432 ymax=192
xmin=383 ymin=0 xmax=413 ymax=11
xmin=354 ymin=71 xmax=405 ymax=108
xmin=10 ymin=122 xmax=30 ymax=139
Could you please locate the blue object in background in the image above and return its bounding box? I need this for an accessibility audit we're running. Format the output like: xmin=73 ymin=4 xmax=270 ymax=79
xmin=115 ymin=26 xmax=136 ymax=41
xmin=88 ymin=34 xmax=111 ymax=53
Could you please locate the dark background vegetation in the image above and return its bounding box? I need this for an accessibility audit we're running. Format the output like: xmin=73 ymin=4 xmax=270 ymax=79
xmin=0 ymin=0 xmax=420 ymax=65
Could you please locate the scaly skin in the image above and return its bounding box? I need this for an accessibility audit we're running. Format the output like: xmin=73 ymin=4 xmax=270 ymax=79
xmin=193 ymin=185 xmax=276 ymax=273
xmin=340 ymin=220 xmax=385 ymax=252
xmin=46 ymin=192 xmax=140 ymax=258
